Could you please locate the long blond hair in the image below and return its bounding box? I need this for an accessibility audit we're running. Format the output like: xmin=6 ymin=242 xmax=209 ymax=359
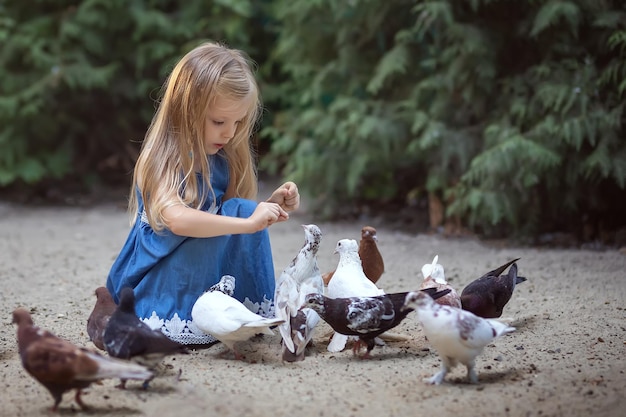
xmin=129 ymin=41 xmax=261 ymax=231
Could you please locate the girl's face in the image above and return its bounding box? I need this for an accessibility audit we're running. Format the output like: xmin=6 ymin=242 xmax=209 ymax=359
xmin=203 ymin=96 xmax=249 ymax=155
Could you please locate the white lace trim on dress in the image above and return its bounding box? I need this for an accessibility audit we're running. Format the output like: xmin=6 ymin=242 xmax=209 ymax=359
xmin=141 ymin=296 xmax=275 ymax=345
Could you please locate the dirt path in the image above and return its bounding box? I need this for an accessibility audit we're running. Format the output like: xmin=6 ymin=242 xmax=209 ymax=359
xmin=1 ymin=202 xmax=624 ymax=417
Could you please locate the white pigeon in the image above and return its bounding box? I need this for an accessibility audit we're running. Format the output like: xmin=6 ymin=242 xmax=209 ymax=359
xmin=326 ymin=238 xmax=385 ymax=352
xmin=403 ymin=291 xmax=515 ymax=385
xmin=419 ymin=255 xmax=462 ymax=308
xmin=274 ymin=224 xmax=324 ymax=362
xmin=191 ymin=275 xmax=285 ymax=360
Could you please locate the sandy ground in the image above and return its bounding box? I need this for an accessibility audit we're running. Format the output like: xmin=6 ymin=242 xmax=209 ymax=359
xmin=1 ymin=197 xmax=625 ymax=417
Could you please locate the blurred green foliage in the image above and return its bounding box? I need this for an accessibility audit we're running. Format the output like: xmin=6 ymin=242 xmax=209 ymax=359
xmin=262 ymin=0 xmax=626 ymax=238
xmin=1 ymin=0 xmax=625 ymax=239
xmin=0 ymin=0 xmax=265 ymax=186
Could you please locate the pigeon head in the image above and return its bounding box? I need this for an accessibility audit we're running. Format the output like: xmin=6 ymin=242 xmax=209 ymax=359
xmin=361 ymin=226 xmax=377 ymax=241
xmin=302 ymin=224 xmax=322 ymax=253
xmin=12 ymin=308 xmax=33 ymax=327
xmin=300 ymin=293 xmax=325 ymax=314
xmin=95 ymin=286 xmax=113 ymax=301
xmin=118 ymin=287 xmax=137 ymax=313
xmin=12 ymin=308 xmax=38 ymax=353
xmin=402 ymin=291 xmax=434 ymax=311
xmin=208 ymin=275 xmax=236 ymax=296
xmin=96 ymin=287 xmax=109 ymax=298
xmin=334 ymin=239 xmax=358 ymax=255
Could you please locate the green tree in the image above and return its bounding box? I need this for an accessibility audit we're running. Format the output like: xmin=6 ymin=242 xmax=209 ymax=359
xmin=0 ymin=0 xmax=261 ymax=190
xmin=264 ymin=0 xmax=626 ymax=238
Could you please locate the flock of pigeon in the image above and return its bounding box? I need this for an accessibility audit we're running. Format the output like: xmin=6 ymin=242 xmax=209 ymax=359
xmin=11 ymin=224 xmax=527 ymax=411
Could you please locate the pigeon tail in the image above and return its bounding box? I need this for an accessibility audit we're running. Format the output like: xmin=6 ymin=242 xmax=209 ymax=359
xmin=485 ymin=320 xmax=516 ymax=337
xmin=243 ymin=318 xmax=284 ymax=332
xmin=490 ymin=258 xmax=521 ymax=277
xmin=85 ymin=352 xmax=153 ymax=381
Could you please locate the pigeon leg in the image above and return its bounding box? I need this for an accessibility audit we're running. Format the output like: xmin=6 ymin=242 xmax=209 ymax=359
xmin=225 ymin=344 xmax=246 ymax=362
xmin=466 ymin=360 xmax=479 ymax=384
xmin=74 ymin=389 xmax=89 ymax=410
xmin=115 ymin=378 xmax=128 ymax=389
xmin=359 ymin=339 xmax=377 ymax=360
xmin=141 ymin=374 xmax=155 ymax=390
xmin=50 ymin=393 xmax=63 ymax=412
xmin=425 ymin=361 xmax=449 ymax=385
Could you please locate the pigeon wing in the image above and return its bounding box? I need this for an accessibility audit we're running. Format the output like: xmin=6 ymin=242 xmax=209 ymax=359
xmin=274 ymin=273 xmax=299 ymax=352
xmin=455 ymin=310 xmax=514 ymax=350
xmin=345 ymin=297 xmax=391 ymax=333
xmin=22 ymin=337 xmax=96 ymax=385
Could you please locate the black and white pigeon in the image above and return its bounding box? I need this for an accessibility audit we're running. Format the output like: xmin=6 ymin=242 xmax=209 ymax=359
xmin=326 ymin=238 xmax=385 ymax=352
xmin=191 ymin=275 xmax=285 ymax=360
xmin=460 ymin=258 xmax=527 ymax=318
xmin=301 ymin=288 xmax=451 ymax=359
xmin=274 ymin=224 xmax=324 ymax=362
xmin=403 ymin=291 xmax=515 ymax=384
xmin=420 ymin=255 xmax=461 ymax=308
xmin=102 ymin=287 xmax=189 ymax=388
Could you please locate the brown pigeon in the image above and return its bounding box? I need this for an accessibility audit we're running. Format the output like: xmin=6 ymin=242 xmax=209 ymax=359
xmin=460 ymin=258 xmax=527 ymax=318
xmin=300 ymin=287 xmax=451 ymax=359
xmin=12 ymin=308 xmax=152 ymax=412
xmin=103 ymin=287 xmax=189 ymax=388
xmin=358 ymin=226 xmax=385 ymax=284
xmin=322 ymin=226 xmax=385 ymax=285
xmin=87 ymin=286 xmax=116 ymax=350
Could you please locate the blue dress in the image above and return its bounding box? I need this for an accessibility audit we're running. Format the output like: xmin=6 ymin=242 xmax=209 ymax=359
xmin=106 ymin=152 xmax=276 ymax=345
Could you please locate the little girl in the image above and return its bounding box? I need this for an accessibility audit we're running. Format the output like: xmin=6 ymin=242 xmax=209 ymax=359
xmin=105 ymin=41 xmax=300 ymax=345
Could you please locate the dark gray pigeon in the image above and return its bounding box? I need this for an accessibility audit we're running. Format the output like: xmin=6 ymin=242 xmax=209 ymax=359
xmin=103 ymin=287 xmax=189 ymax=388
xmin=300 ymin=287 xmax=451 ymax=359
xmin=460 ymin=258 xmax=527 ymax=318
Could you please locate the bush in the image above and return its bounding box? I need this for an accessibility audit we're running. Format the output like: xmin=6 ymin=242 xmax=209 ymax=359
xmin=263 ymin=0 xmax=626 ymax=239
xmin=0 ymin=0 xmax=263 ymax=190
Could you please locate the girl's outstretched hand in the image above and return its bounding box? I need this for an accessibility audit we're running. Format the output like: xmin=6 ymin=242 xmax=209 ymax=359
xmin=249 ymin=202 xmax=289 ymax=232
xmin=267 ymin=181 xmax=300 ymax=212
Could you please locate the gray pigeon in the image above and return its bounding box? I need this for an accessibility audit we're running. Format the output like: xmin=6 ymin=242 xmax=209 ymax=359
xmin=103 ymin=287 xmax=189 ymax=388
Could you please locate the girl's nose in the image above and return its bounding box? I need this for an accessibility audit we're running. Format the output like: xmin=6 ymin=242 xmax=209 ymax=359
xmin=223 ymin=123 xmax=237 ymax=139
